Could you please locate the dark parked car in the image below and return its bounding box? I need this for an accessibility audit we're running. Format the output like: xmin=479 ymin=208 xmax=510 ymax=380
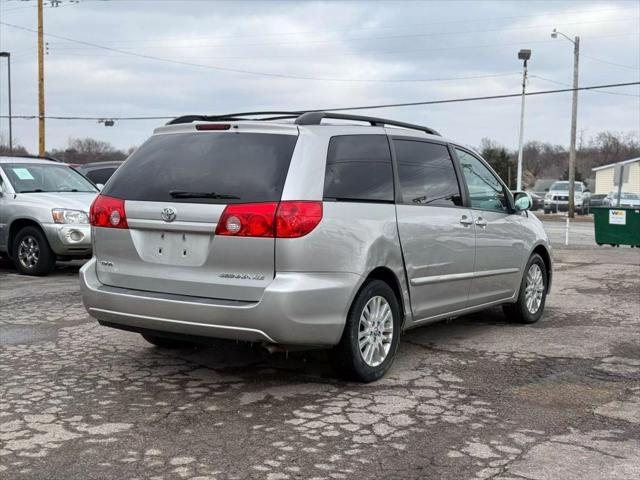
xmin=75 ymin=161 xmax=123 ymax=186
xmin=587 ymin=194 xmax=608 ymax=209
xmin=529 ymin=192 xmax=544 ymax=211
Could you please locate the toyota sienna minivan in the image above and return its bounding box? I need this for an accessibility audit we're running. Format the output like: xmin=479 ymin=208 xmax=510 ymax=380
xmin=80 ymin=112 xmax=552 ymax=382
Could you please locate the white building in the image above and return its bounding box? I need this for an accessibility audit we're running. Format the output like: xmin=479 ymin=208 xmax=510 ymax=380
xmin=592 ymin=157 xmax=640 ymax=195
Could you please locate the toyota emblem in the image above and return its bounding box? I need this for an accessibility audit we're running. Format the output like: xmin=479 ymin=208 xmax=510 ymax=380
xmin=161 ymin=207 xmax=177 ymax=222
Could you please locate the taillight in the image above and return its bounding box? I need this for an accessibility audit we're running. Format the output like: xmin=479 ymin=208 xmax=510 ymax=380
xmin=90 ymin=195 xmax=128 ymax=229
xmin=215 ymin=201 xmax=322 ymax=238
xmin=275 ymin=201 xmax=323 ymax=238
xmin=215 ymin=202 xmax=278 ymax=237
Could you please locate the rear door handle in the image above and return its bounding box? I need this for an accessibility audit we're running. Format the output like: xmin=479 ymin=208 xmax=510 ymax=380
xmin=475 ymin=217 xmax=488 ymax=228
xmin=460 ymin=215 xmax=474 ymax=226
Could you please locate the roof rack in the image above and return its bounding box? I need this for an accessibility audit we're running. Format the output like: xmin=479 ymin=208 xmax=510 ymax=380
xmin=294 ymin=112 xmax=440 ymax=136
xmin=166 ymin=111 xmax=440 ymax=136
xmin=166 ymin=112 xmax=303 ymax=125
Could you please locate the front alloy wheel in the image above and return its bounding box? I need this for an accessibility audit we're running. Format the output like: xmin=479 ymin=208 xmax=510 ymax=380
xmin=17 ymin=235 xmax=40 ymax=270
xmin=503 ymin=253 xmax=547 ymax=324
xmin=12 ymin=226 xmax=56 ymax=276
xmin=524 ymin=263 xmax=545 ymax=315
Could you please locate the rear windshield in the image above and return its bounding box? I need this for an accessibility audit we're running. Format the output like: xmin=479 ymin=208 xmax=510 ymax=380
xmin=104 ymin=132 xmax=298 ymax=204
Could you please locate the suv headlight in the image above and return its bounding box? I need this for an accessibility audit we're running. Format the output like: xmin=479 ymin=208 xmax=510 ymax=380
xmin=52 ymin=209 xmax=89 ymax=224
xmin=545 ymin=193 xmax=553 ymax=200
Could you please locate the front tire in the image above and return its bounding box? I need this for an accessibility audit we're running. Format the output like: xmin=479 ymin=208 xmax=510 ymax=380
xmin=12 ymin=226 xmax=56 ymax=276
xmin=503 ymin=254 xmax=547 ymax=324
xmin=329 ymin=280 xmax=402 ymax=383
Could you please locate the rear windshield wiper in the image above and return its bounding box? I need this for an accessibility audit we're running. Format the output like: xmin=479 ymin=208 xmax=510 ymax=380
xmin=18 ymin=189 xmax=47 ymax=193
xmin=169 ymin=190 xmax=240 ymax=200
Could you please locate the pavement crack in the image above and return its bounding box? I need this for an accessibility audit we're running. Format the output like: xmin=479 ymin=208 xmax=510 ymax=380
xmin=548 ymin=440 xmax=628 ymax=460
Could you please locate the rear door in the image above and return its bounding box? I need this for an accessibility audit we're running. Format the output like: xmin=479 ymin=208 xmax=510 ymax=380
xmin=453 ymin=147 xmax=526 ymax=305
xmin=94 ymin=127 xmax=298 ymax=301
xmin=393 ymin=138 xmax=476 ymax=321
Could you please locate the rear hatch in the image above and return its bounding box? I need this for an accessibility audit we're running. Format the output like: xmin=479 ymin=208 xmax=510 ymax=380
xmin=93 ymin=125 xmax=298 ymax=302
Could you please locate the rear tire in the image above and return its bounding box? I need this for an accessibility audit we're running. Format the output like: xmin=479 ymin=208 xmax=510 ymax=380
xmin=12 ymin=226 xmax=56 ymax=276
xmin=503 ymin=253 xmax=547 ymax=324
xmin=329 ymin=280 xmax=401 ymax=383
xmin=142 ymin=334 xmax=194 ymax=349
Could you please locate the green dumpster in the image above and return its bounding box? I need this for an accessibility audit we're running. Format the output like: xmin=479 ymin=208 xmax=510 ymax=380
xmin=593 ymin=207 xmax=640 ymax=247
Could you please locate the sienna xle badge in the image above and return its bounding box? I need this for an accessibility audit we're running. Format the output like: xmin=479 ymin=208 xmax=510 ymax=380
xmin=80 ymin=111 xmax=552 ymax=382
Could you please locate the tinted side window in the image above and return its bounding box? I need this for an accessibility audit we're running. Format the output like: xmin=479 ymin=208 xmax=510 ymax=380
xmin=394 ymin=140 xmax=462 ymax=206
xmin=87 ymin=168 xmax=116 ymax=185
xmin=324 ymin=135 xmax=393 ymax=202
xmin=455 ymin=148 xmax=509 ymax=213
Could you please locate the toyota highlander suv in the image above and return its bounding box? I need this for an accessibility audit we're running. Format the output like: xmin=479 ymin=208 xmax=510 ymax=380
xmin=80 ymin=112 xmax=552 ymax=382
xmin=0 ymin=156 xmax=98 ymax=275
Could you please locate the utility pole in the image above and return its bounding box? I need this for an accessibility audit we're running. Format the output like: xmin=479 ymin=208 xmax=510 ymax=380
xmin=552 ymin=29 xmax=580 ymax=218
xmin=0 ymin=52 xmax=11 ymax=152
xmin=567 ymin=36 xmax=580 ymax=218
xmin=515 ymin=49 xmax=531 ymax=192
xmin=38 ymin=0 xmax=46 ymax=157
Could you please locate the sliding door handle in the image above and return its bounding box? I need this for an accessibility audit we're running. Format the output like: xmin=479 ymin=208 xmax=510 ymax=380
xmin=460 ymin=215 xmax=474 ymax=226
xmin=475 ymin=217 xmax=488 ymax=228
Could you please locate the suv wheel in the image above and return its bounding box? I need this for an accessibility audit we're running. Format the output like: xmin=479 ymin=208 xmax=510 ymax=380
xmin=141 ymin=334 xmax=194 ymax=349
xmin=330 ymin=280 xmax=401 ymax=382
xmin=12 ymin=226 xmax=56 ymax=276
xmin=503 ymin=253 xmax=547 ymax=324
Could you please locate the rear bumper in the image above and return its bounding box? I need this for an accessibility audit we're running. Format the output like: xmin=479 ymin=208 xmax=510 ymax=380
xmin=79 ymin=258 xmax=359 ymax=346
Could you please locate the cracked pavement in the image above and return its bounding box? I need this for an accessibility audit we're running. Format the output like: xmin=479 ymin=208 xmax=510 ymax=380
xmin=1 ymin=246 xmax=639 ymax=479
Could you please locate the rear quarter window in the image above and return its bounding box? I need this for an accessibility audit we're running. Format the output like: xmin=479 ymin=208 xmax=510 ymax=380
xmin=323 ymin=135 xmax=394 ymax=202
xmin=103 ymin=132 xmax=298 ymax=204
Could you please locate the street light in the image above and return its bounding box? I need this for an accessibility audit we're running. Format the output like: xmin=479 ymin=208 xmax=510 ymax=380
xmin=515 ymin=48 xmax=531 ymax=192
xmin=0 ymin=51 xmax=12 ymax=152
xmin=551 ymin=28 xmax=580 ymax=218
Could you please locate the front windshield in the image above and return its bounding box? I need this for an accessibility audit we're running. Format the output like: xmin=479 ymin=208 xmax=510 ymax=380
xmin=2 ymin=163 xmax=97 ymax=193
xmin=550 ymin=182 xmax=583 ymax=192
xmin=550 ymin=182 xmax=568 ymax=191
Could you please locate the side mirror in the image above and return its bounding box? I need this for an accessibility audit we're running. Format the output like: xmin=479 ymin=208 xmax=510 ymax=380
xmin=513 ymin=191 xmax=532 ymax=211
xmin=544 ymin=188 xmax=549 ymax=192
xmin=96 ymin=183 xmax=104 ymax=191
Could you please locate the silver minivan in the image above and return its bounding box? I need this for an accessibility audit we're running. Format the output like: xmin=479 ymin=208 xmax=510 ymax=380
xmin=80 ymin=112 xmax=552 ymax=382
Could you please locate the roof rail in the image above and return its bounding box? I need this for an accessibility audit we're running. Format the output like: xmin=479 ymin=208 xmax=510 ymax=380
xmin=166 ymin=112 xmax=303 ymax=125
xmin=295 ymin=112 xmax=440 ymax=136
xmin=166 ymin=111 xmax=440 ymax=136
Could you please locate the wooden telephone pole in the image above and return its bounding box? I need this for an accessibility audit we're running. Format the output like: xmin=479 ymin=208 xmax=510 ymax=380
xmin=37 ymin=0 xmax=45 ymax=156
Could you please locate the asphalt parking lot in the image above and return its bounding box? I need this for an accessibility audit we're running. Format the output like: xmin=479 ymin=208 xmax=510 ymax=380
xmin=1 ymin=243 xmax=639 ymax=480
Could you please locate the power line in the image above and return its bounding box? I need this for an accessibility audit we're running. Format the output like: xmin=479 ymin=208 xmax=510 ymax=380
xmin=582 ymin=54 xmax=640 ymax=71
xmin=1 ymin=21 xmax=525 ymax=83
xmin=2 ymin=81 xmax=638 ymax=121
xmin=47 ymin=31 xmax=640 ymax=60
xmin=40 ymin=17 xmax=640 ymax=50
xmin=530 ymin=75 xmax=640 ymax=97
xmin=7 ymin=2 xmax=638 ymax=38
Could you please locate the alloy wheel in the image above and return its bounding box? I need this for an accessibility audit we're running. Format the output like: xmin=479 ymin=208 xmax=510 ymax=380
xmin=358 ymin=296 xmax=394 ymax=367
xmin=524 ymin=263 xmax=545 ymax=314
xmin=17 ymin=235 xmax=40 ymax=269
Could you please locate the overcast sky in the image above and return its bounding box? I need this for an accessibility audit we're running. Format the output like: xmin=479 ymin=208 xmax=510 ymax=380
xmin=0 ymin=0 xmax=639 ymax=153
